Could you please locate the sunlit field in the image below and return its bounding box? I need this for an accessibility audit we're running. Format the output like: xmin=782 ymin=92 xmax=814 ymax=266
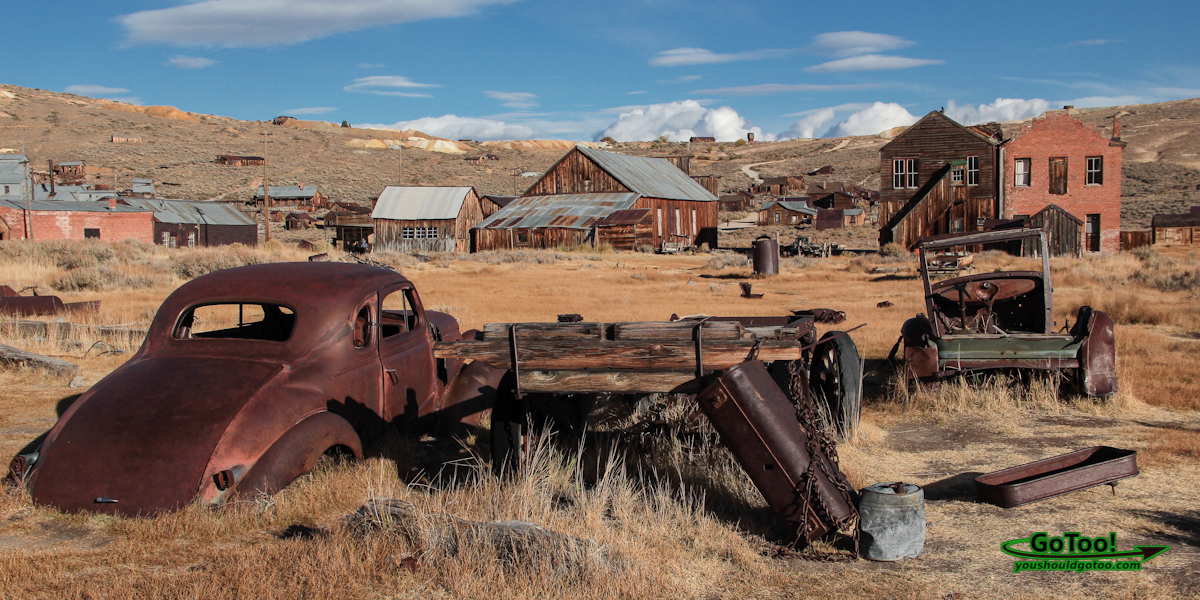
xmin=0 ymin=239 xmax=1197 ymax=599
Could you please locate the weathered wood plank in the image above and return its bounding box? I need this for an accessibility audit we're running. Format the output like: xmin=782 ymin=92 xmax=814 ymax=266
xmin=518 ymin=370 xmax=701 ymax=393
xmin=435 ymin=339 xmax=801 ymax=371
xmin=481 ymin=322 xmax=607 ymax=340
xmin=612 ymin=321 xmax=744 ymax=341
xmin=0 ymin=343 xmax=80 ymax=378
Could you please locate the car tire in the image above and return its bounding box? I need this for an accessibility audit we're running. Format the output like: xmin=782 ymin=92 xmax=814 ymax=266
xmin=809 ymin=331 xmax=863 ymax=439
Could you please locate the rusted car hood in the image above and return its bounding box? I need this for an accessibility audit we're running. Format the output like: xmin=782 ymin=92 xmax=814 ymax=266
xmin=31 ymin=357 xmax=283 ymax=515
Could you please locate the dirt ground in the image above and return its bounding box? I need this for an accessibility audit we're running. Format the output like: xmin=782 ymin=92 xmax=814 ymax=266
xmin=0 ymin=243 xmax=1197 ymax=598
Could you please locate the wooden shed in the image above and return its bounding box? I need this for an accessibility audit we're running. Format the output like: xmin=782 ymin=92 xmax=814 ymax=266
xmin=1151 ymin=207 xmax=1200 ymax=245
xmin=594 ymin=208 xmax=654 ymax=250
xmin=751 ymin=176 xmax=805 ymax=196
xmin=1120 ymin=229 xmax=1152 ymax=251
xmin=255 ymin=185 xmax=326 ymax=208
xmin=324 ymin=202 xmax=373 ymax=251
xmin=371 ymin=186 xmax=483 ymax=253
xmin=473 ymin=193 xmax=639 ymax=251
xmin=1022 ymin=203 xmax=1082 ymax=257
xmin=879 ymin=161 xmax=998 ymax=249
xmin=759 ymin=200 xmax=816 ymax=226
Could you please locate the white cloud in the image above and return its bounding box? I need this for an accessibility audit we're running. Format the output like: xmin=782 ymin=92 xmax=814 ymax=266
xmin=806 ymin=54 xmax=943 ymax=73
xmin=692 ymin=83 xmax=876 ymax=96
xmin=945 ymin=98 xmax=1051 ymax=125
xmin=649 ymin=47 xmax=790 ymax=67
xmin=119 ymin=0 xmax=518 ymax=47
xmin=595 ymin=100 xmax=770 ymax=143
xmin=344 ymin=75 xmax=437 ymax=97
xmin=822 ymin=102 xmax=918 ymax=137
xmin=361 ymin=115 xmax=534 ymax=140
xmin=281 ymin=107 xmax=337 ymax=115
xmin=780 ymin=108 xmax=836 ymax=139
xmin=657 ymin=75 xmax=702 ymax=84
xmin=809 ymin=31 xmax=913 ymax=57
xmin=626 ymin=91 xmax=647 ymax=95
xmin=64 ymin=84 xmax=130 ymax=96
xmin=165 ymin=55 xmax=216 ymax=68
xmin=486 ymin=91 xmax=537 ymax=109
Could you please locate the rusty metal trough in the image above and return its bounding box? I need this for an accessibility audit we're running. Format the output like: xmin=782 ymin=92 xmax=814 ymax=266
xmin=974 ymin=446 xmax=1138 ymax=508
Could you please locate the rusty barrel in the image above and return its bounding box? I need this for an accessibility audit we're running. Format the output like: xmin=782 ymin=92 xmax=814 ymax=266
xmin=858 ymin=482 xmax=925 ymax=561
xmin=696 ymin=360 xmax=855 ymax=545
xmin=752 ymin=238 xmax=779 ymax=275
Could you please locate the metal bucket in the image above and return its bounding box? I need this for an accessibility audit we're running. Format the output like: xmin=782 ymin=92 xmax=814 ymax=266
xmin=752 ymin=238 xmax=779 ymax=275
xmin=858 ymin=482 xmax=925 ymax=561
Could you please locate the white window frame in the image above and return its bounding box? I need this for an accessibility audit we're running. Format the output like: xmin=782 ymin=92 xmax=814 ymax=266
xmin=674 ymin=208 xmax=682 ymax=235
xmin=1014 ymin=158 xmax=1031 ymax=187
xmin=893 ymin=158 xmax=918 ymax=189
xmin=427 ymin=227 xmax=438 ymax=239
xmin=951 ymin=167 xmax=965 ymax=185
xmin=1086 ymin=156 xmax=1103 ymax=185
xmin=161 ymin=231 xmax=170 ymax=247
xmin=966 ymin=156 xmax=980 ymax=186
xmin=402 ymin=227 xmax=414 ymax=239
xmin=187 ymin=231 xmax=196 ymax=247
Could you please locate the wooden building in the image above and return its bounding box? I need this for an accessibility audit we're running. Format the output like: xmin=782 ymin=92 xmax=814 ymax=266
xmin=719 ymin=190 xmax=758 ymax=212
xmin=216 ymin=155 xmax=266 ymax=167
xmin=371 ymin=186 xmax=483 ymax=253
xmin=1120 ymin=229 xmax=1153 ymax=250
xmin=480 ymin=195 xmax=515 ymax=217
xmin=594 ymin=208 xmax=654 ymax=250
xmin=690 ymin=175 xmax=719 ymax=197
xmin=1024 ymin=204 xmax=1083 ymax=257
xmin=812 ymin=190 xmax=858 ymax=210
xmin=475 ymin=146 xmax=718 ymax=251
xmin=285 ymin=212 xmax=319 ymax=230
xmin=879 ymin=111 xmax=1004 ymax=230
xmin=1151 ymin=206 xmax=1200 ymax=245
xmin=120 ymin=198 xmax=257 ymax=248
xmin=254 ymin=185 xmax=326 ymax=208
xmin=759 ymin=200 xmax=816 ymax=226
xmin=689 ymin=137 xmax=716 ymax=143
xmin=751 ymin=175 xmax=805 ymax=196
xmin=880 ymin=161 xmax=1000 ymax=249
xmin=1003 ymin=110 xmax=1125 ymax=253
xmin=324 ymin=202 xmax=373 ymax=251
xmin=52 ymin=161 xmax=87 ymax=183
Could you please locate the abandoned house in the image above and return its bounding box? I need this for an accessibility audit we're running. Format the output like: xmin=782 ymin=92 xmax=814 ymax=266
xmin=285 ymin=212 xmax=320 ymax=230
xmin=719 ymin=190 xmax=758 ymax=212
xmin=473 ymin=145 xmax=718 ymax=251
xmin=750 ymin=175 xmax=805 ymax=196
xmin=759 ymin=199 xmax=816 ymax=226
xmin=52 ymin=161 xmax=87 ymax=183
xmin=1002 ymin=111 xmax=1125 ymax=253
xmin=689 ymin=136 xmax=716 ymax=143
xmin=324 ymin=202 xmax=373 ymax=251
xmin=216 ymin=155 xmax=266 ymax=167
xmin=120 ymin=198 xmax=257 ymax=248
xmin=1151 ymin=206 xmax=1200 ymax=245
xmin=690 ymin=174 xmax=719 ymax=197
xmin=0 ymin=154 xmax=28 ymax=203
xmin=371 ymin=186 xmax=484 ymax=253
xmin=254 ymin=185 xmax=326 ymax=208
xmin=0 ymin=198 xmax=153 ymax=242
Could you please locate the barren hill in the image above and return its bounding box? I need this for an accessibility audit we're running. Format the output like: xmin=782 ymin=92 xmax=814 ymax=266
xmin=0 ymin=84 xmax=1197 ymax=226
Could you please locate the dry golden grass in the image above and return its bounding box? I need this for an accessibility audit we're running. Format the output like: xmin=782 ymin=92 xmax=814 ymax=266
xmin=1 ymin=239 xmax=1198 ymax=599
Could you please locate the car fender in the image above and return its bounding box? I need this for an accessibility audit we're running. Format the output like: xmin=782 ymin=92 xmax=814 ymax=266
xmin=436 ymin=359 xmax=506 ymax=435
xmin=219 ymin=411 xmax=362 ymax=502
xmin=901 ymin=315 xmax=938 ymax=381
xmin=1077 ymin=308 xmax=1117 ymax=398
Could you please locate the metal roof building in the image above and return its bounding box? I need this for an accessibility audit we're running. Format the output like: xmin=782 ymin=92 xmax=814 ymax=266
xmin=372 ymin=186 xmax=475 ymax=221
xmin=575 ymin=145 xmax=717 ymax=202
xmin=478 ymin=193 xmax=641 ymax=230
xmin=118 ymin=198 xmax=257 ymax=248
xmin=371 ymin=186 xmax=484 ymax=253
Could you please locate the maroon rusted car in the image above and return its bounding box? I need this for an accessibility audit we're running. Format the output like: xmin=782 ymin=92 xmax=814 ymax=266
xmin=10 ymin=262 xmax=498 ymax=515
xmin=897 ymin=229 xmax=1117 ymax=397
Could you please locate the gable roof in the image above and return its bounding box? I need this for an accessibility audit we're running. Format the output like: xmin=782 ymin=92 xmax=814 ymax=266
xmin=478 ymin=193 xmax=641 ymax=230
xmin=372 ymin=186 xmax=475 ymax=221
xmin=1032 ymin=203 xmax=1084 ymax=225
xmin=762 ymin=200 xmax=817 ymax=215
xmin=119 ymin=198 xmax=255 ymax=226
xmin=0 ymin=154 xmax=28 ymax=186
xmin=574 ymin=146 xmax=717 ymax=201
xmin=0 ymin=199 xmax=150 ymax=214
xmin=882 ymin=111 xmax=1004 ymax=152
xmin=256 ymin=185 xmax=318 ymax=199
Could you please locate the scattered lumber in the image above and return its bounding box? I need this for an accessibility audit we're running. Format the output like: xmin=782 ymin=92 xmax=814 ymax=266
xmin=0 ymin=343 xmax=80 ymax=379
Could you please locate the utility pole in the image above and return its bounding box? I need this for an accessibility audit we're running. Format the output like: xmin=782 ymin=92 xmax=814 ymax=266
xmin=398 ymin=139 xmax=402 ymax=184
xmin=262 ymin=129 xmax=271 ymax=243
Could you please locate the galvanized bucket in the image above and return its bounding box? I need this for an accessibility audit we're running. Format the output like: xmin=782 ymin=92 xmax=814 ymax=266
xmin=858 ymin=482 xmax=925 ymax=561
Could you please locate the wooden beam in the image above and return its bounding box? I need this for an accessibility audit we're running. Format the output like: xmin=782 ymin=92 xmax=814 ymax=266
xmin=434 ymin=339 xmax=801 ymax=371
xmin=518 ymin=370 xmax=702 ymax=393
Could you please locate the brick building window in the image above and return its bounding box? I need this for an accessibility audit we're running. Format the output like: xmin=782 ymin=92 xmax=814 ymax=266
xmin=1086 ymin=157 xmax=1104 ymax=185
xmin=1086 ymin=214 xmax=1101 ymax=252
xmin=1049 ymin=157 xmax=1068 ymax=195
xmin=966 ymin=156 xmax=980 ymax=186
xmin=893 ymin=158 xmax=918 ymax=189
xmin=1014 ymin=158 xmax=1031 ymax=187
xmin=86 ymin=229 xmax=101 ymax=240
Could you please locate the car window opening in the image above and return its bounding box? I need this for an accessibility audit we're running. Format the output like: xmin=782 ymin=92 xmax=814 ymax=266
xmin=176 ymin=303 xmax=295 ymax=342
xmin=380 ymin=288 xmax=419 ymax=339
xmin=353 ymin=306 xmax=372 ymax=349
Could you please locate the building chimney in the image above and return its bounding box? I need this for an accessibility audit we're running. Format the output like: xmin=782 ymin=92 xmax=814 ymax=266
xmin=1112 ymin=116 xmax=1121 ymax=140
xmin=48 ymin=160 xmax=55 ymax=195
xmin=108 ymin=198 xmax=117 ymax=210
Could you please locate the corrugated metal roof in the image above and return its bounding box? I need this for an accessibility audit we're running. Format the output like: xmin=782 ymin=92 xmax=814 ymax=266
xmin=255 ymin=185 xmax=317 ymax=199
xmin=58 ymin=161 xmax=84 ymax=167
xmin=594 ymin=208 xmax=652 ymax=227
xmin=372 ymin=186 xmax=474 ymax=221
xmin=0 ymin=199 xmax=149 ymax=213
xmin=119 ymin=198 xmax=255 ymax=226
xmin=0 ymin=154 xmax=28 ymax=186
xmin=482 ymin=195 xmax=517 ymax=207
xmin=477 ymin=193 xmax=640 ymax=230
xmin=575 ymin=146 xmax=717 ymax=201
xmin=770 ymin=200 xmax=817 ymax=215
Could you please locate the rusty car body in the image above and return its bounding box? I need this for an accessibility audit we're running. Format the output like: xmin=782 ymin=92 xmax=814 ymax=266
xmin=898 ymin=229 xmax=1117 ymax=397
xmin=10 ymin=262 xmax=499 ymax=515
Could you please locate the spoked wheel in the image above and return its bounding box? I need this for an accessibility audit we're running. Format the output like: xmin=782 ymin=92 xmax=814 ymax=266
xmin=809 ymin=331 xmax=863 ymax=439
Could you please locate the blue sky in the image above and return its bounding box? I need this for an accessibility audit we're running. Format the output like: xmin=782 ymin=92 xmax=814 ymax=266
xmin=5 ymin=0 xmax=1199 ymax=141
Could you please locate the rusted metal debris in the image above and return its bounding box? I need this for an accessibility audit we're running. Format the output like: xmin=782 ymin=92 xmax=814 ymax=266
xmin=0 ymin=286 xmax=100 ymax=317
xmin=739 ymin=282 xmax=764 ymax=299
xmin=877 ymin=301 xmax=894 ymax=308
xmin=975 ymin=446 xmax=1138 ymax=507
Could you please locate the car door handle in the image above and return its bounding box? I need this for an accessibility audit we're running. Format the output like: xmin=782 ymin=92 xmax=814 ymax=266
xmin=385 ymin=368 xmax=399 ymax=385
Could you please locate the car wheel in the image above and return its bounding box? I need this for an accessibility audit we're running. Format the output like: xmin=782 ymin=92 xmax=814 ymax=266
xmin=809 ymin=331 xmax=862 ymax=439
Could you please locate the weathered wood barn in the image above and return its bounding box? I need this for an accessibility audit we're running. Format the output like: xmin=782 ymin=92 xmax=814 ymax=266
xmin=285 ymin=212 xmax=319 ymax=230
xmin=690 ymin=175 xmax=719 ymax=197
xmin=371 ymin=186 xmax=484 ymax=253
xmin=1003 ymin=110 xmax=1125 ymax=253
xmin=1152 ymin=206 xmax=1200 ymax=245
xmin=759 ymin=199 xmax=816 ymax=226
xmin=878 ymin=111 xmax=1005 ymax=248
xmin=474 ymin=146 xmax=718 ymax=251
xmin=216 ymin=155 xmax=265 ymax=167
xmin=812 ymin=190 xmax=858 ymax=210
xmin=480 ymin=195 xmax=515 ymax=217
xmin=254 ymin=185 xmax=326 ymax=208
xmin=120 ymin=198 xmax=258 ymax=248
xmin=719 ymin=190 xmax=758 ymax=212
xmin=751 ymin=175 xmax=805 ymax=196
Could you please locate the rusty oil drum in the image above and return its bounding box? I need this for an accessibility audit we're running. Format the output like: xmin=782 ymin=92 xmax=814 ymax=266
xmin=858 ymin=482 xmax=925 ymax=561
xmin=696 ymin=360 xmax=855 ymax=545
xmin=752 ymin=237 xmax=779 ymax=275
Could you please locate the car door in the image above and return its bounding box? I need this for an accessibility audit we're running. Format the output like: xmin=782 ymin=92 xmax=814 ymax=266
xmin=330 ymin=294 xmax=386 ymax=437
xmin=377 ymin=285 xmax=438 ymax=426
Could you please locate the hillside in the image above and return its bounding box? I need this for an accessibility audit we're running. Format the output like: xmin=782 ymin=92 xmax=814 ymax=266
xmin=1 ymin=84 xmax=1198 ymax=227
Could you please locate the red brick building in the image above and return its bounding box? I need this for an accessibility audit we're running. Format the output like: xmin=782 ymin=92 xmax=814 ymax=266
xmin=0 ymin=199 xmax=154 ymax=242
xmin=1003 ymin=111 xmax=1125 ymax=253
